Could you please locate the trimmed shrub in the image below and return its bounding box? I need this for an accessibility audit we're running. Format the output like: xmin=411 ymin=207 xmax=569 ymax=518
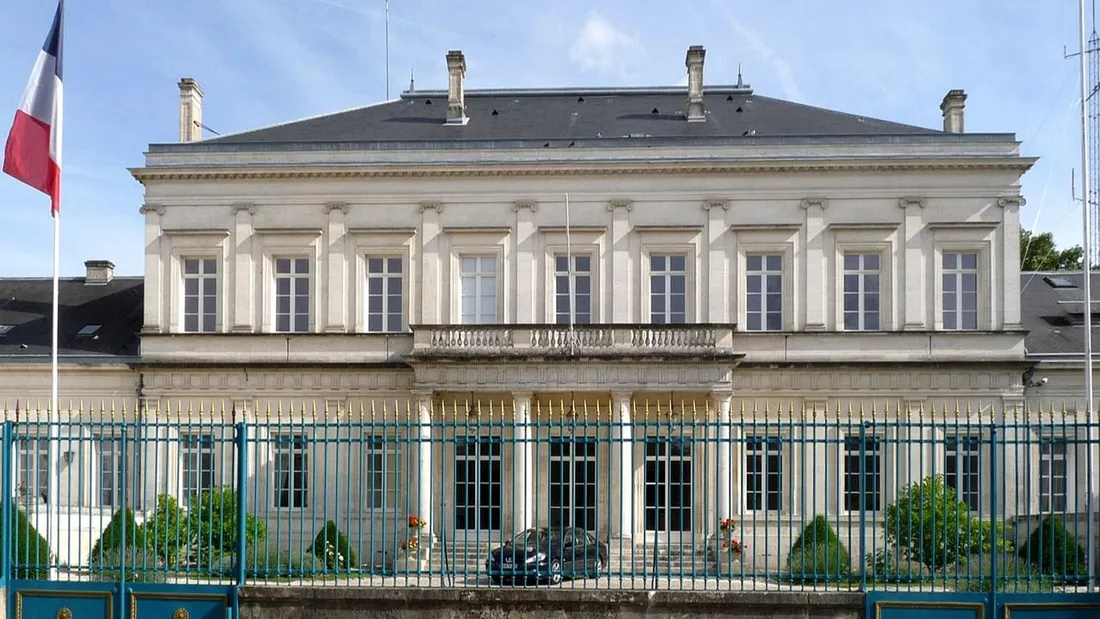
xmin=790 ymin=515 xmax=844 ymax=554
xmin=137 ymin=494 xmax=189 ymax=566
xmin=1018 ymin=514 xmax=1087 ymax=583
xmin=308 ymin=521 xmax=357 ymax=570
xmin=786 ymin=542 xmax=851 ymax=584
xmin=89 ymin=544 xmax=166 ymax=583
xmin=189 ymin=487 xmax=267 ymax=567
xmin=1 ymin=506 xmax=52 ymax=580
xmin=226 ymin=545 xmax=324 ymax=579
xmin=88 ymin=507 xmax=141 ymax=564
xmin=885 ymin=476 xmax=983 ymax=571
xmin=957 ymin=553 xmax=1051 ymax=593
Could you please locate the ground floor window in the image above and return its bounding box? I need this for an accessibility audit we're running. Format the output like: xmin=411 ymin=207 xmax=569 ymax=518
xmin=15 ymin=437 xmax=48 ymax=505
xmin=745 ymin=436 xmax=782 ymax=511
xmin=549 ymin=438 xmax=597 ymax=530
xmin=181 ymin=434 xmax=217 ymax=506
xmin=945 ymin=436 xmax=980 ymax=510
xmin=1039 ymin=438 xmax=1067 ymax=512
xmin=454 ymin=437 xmax=502 ymax=531
xmin=843 ymin=436 xmax=881 ymax=512
xmin=274 ymin=435 xmax=309 ymax=509
xmin=644 ymin=438 xmax=693 ymax=533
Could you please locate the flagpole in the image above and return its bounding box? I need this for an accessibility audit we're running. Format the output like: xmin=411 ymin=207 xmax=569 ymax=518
xmin=1079 ymin=0 xmax=1097 ymax=593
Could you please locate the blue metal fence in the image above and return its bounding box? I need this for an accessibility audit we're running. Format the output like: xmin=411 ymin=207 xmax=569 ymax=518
xmin=0 ymin=399 xmax=1097 ymax=593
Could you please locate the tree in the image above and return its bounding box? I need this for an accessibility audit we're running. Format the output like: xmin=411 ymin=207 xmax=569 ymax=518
xmin=1020 ymin=229 xmax=1083 ymax=271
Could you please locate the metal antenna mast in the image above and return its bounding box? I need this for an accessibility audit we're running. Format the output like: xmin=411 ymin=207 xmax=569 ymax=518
xmin=385 ymin=0 xmax=390 ymax=99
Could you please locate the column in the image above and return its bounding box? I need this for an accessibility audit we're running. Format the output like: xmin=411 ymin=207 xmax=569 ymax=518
xmin=608 ymin=201 xmax=633 ymax=323
xmin=715 ymin=391 xmax=734 ymax=522
xmin=140 ymin=204 xmax=165 ymax=333
xmin=231 ymin=203 xmax=255 ymax=332
xmin=611 ymin=391 xmax=634 ymax=539
xmin=513 ymin=392 xmax=534 ymax=532
xmin=899 ymin=197 xmax=927 ymax=330
xmin=420 ymin=203 xmax=443 ymax=324
xmin=998 ymin=196 xmax=1025 ymax=330
xmin=324 ymin=202 xmax=348 ymax=332
xmin=801 ymin=198 xmax=828 ymax=330
xmin=414 ymin=393 xmax=435 ymax=543
xmin=704 ymin=200 xmax=730 ymax=322
xmin=513 ymin=202 xmax=537 ymax=323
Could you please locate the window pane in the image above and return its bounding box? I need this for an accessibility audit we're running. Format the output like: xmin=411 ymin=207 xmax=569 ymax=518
xmin=670 ymin=255 xmax=686 ymax=271
xmin=866 ymin=294 xmax=879 ymax=312
xmin=766 ymin=255 xmax=782 ymax=271
xmin=276 ymin=278 xmax=290 ymax=295
xmin=387 ymin=277 xmax=402 ymax=294
xmin=368 ymin=278 xmax=383 ymax=295
xmin=295 ymin=258 xmax=309 ymax=273
xmin=864 ymin=254 xmax=879 ymax=271
xmin=651 ymin=275 xmax=665 ymax=294
xmin=746 ymin=294 xmax=760 ymax=312
xmin=943 ymin=253 xmax=957 ymax=270
xmin=461 ymin=257 xmax=477 ymax=273
xmin=575 ymin=277 xmax=590 ymax=294
xmin=368 ymin=314 xmax=382 ymax=332
xmin=387 ymin=314 xmax=401 ymax=332
xmin=766 ymin=274 xmax=782 ymax=293
xmin=651 ymin=255 xmax=665 ymax=271
xmin=276 ymin=314 xmax=290 ymax=332
xmin=276 ymin=258 xmax=291 ymax=274
xmin=388 ymin=258 xmax=402 ymax=273
xmin=844 ymin=313 xmax=859 ymax=330
xmin=865 ymin=314 xmax=879 ymax=330
xmin=203 ymin=278 xmax=216 ymax=294
xmin=843 ymin=254 xmax=859 ymax=271
xmin=843 ymin=292 xmax=858 ymax=312
xmin=765 ymin=294 xmax=781 ymax=312
xmin=294 ymin=278 xmax=309 ymax=294
xmin=961 ymin=273 xmax=978 ymax=294
xmin=576 ymin=256 xmax=591 ymax=271
xmin=765 ymin=313 xmax=782 ymax=331
xmin=368 ymin=296 xmax=383 ymax=313
xmin=368 ymin=258 xmax=384 ymax=273
xmin=556 ymin=276 xmax=569 ymax=294
xmin=480 ymin=258 xmax=496 ymax=273
xmin=202 ymin=315 xmax=215 ymax=332
xmin=865 ymin=274 xmax=879 ymax=293
xmin=843 ymin=274 xmax=859 ymax=293
xmin=961 ymin=253 xmax=978 ymax=270
xmin=184 ymin=315 xmax=198 ymax=332
xmin=670 ymin=294 xmax=685 ymax=313
xmin=294 ymin=315 xmax=308 ymax=332
xmin=746 ymin=255 xmax=761 ymax=271
xmin=185 ymin=296 xmax=198 ymax=314
xmin=202 ymin=296 xmax=216 ymax=314
xmin=670 ymin=275 xmax=685 ymax=294
xmin=203 ymin=259 xmax=217 ymax=273
xmin=482 ymin=276 xmax=496 ymax=295
xmin=746 ymin=276 xmax=760 ymax=294
xmin=276 ymin=296 xmax=290 ymax=314
xmin=185 ymin=279 xmax=198 ymax=295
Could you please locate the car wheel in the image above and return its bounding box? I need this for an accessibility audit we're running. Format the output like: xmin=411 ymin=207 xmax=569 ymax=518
xmin=588 ymin=557 xmax=603 ymax=579
xmin=548 ymin=560 xmax=563 ymax=585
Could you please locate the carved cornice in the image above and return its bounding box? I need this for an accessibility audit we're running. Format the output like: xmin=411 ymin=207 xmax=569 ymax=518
xmin=511 ymin=200 xmax=538 ymax=212
xmin=996 ymin=196 xmax=1026 ymax=209
xmin=898 ymin=196 xmax=927 ymax=209
xmin=231 ymin=202 xmax=255 ymax=216
xmin=419 ymin=201 xmax=443 ymax=214
xmin=139 ymin=203 xmax=165 ymax=216
xmin=130 ymin=160 xmax=1037 ymax=185
xmin=702 ymin=199 xmax=729 ymax=211
xmin=323 ymin=201 xmax=348 ymax=214
xmin=607 ymin=199 xmax=634 ymax=212
xmin=799 ymin=197 xmax=828 ymax=210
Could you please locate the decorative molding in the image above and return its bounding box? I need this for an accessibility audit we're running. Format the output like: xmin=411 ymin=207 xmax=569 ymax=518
xmin=607 ymin=199 xmax=633 ymax=212
xmin=799 ymin=197 xmax=828 ymax=210
xmin=633 ymin=224 xmax=704 ymax=233
xmin=419 ymin=201 xmax=443 ymax=213
xmin=996 ymin=196 xmax=1026 ymax=209
xmin=253 ymin=227 xmax=324 ymax=236
xmin=702 ymin=199 xmax=729 ymax=211
xmin=898 ymin=196 xmax=927 ymax=209
xmin=511 ymin=200 xmax=538 ymax=212
xmin=161 ymin=228 xmax=231 ymax=237
xmin=323 ymin=201 xmax=348 ymax=214
xmin=411 ymin=363 xmax=735 ymax=392
xmin=927 ymin=221 xmax=999 ymax=230
xmin=231 ymin=202 xmax=255 ymax=215
xmin=139 ymin=203 xmax=165 ymax=215
xmin=131 ymin=159 xmax=1037 ymax=184
xmin=729 ymin=223 xmax=802 ymax=232
xmin=826 ymin=222 xmax=900 ymax=231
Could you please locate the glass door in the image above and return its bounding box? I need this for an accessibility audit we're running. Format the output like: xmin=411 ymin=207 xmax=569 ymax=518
xmin=643 ymin=438 xmax=693 ymax=541
xmin=549 ymin=439 xmax=597 ymax=531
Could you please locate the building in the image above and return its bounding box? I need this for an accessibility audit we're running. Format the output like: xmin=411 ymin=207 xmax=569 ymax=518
xmin=9 ymin=46 xmax=1094 ymax=573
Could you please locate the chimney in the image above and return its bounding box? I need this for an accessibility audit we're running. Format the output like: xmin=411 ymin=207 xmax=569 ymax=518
xmin=685 ymin=45 xmax=706 ymax=122
xmin=178 ymin=77 xmax=203 ymax=142
xmin=84 ymin=260 xmax=115 ymax=285
xmin=940 ymin=89 xmax=966 ymax=134
xmin=445 ymin=50 xmax=468 ymax=125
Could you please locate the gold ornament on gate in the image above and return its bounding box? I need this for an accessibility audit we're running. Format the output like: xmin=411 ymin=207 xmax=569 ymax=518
xmin=56 ymin=608 xmax=72 ymax=619
xmin=173 ymin=609 xmax=189 ymax=619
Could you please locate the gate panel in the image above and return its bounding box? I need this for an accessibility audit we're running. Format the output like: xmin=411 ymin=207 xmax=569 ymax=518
xmin=10 ymin=583 xmax=113 ymax=619
xmin=128 ymin=585 xmax=231 ymax=619
xmin=998 ymin=594 xmax=1100 ymax=619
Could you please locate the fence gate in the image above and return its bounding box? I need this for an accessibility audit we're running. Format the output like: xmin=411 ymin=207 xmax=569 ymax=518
xmin=866 ymin=591 xmax=1100 ymax=619
xmin=2 ymin=421 xmax=238 ymax=619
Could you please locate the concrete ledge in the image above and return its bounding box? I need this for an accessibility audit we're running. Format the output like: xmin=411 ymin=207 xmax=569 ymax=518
xmin=239 ymin=586 xmax=864 ymax=619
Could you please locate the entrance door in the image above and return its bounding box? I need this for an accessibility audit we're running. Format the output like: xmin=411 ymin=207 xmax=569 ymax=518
xmin=643 ymin=438 xmax=693 ymax=540
xmin=454 ymin=437 xmax=502 ymax=538
xmin=549 ymin=439 xmax=597 ymax=531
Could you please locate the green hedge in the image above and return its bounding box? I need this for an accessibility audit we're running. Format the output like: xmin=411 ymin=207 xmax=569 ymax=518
xmin=1 ymin=506 xmax=52 ymax=580
xmin=786 ymin=516 xmax=850 ymax=583
xmin=1018 ymin=515 xmax=1087 ymax=583
xmin=308 ymin=521 xmax=357 ymax=570
xmin=88 ymin=507 xmax=141 ymax=565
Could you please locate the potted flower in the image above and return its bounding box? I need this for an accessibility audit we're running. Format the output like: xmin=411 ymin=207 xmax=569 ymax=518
xmin=401 ymin=515 xmax=430 ymax=572
xmin=715 ymin=518 xmax=744 ymax=576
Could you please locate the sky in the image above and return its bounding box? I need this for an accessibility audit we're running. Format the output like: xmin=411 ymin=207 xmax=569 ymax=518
xmin=0 ymin=0 xmax=1088 ymax=277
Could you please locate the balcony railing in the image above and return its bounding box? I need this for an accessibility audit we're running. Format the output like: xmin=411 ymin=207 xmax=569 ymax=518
xmin=411 ymin=323 xmax=735 ymax=357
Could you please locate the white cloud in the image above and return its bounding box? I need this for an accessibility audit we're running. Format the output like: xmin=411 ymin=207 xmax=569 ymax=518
xmin=710 ymin=3 xmax=805 ymax=102
xmin=568 ymin=11 xmax=640 ymax=75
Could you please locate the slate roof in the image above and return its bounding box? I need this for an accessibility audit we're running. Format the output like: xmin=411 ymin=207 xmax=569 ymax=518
xmin=0 ymin=277 xmax=143 ymax=360
xmin=1020 ymin=271 xmax=1100 ymax=358
xmin=196 ymin=86 xmax=957 ymax=147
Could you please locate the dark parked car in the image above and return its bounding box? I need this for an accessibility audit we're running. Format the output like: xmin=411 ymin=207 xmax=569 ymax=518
xmin=485 ymin=527 xmax=609 ymax=585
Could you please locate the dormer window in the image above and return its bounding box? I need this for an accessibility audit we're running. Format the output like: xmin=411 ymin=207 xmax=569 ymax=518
xmin=76 ymin=325 xmax=101 ymax=337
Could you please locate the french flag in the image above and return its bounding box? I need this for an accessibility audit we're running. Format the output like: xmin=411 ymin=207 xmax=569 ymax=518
xmin=4 ymin=1 xmax=64 ymax=216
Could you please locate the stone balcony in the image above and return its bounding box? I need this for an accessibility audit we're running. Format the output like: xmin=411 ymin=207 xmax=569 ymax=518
xmin=407 ymin=323 xmax=740 ymax=362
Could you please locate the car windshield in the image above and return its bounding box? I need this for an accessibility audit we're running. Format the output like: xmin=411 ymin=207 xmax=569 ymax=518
xmin=510 ymin=529 xmax=554 ymax=545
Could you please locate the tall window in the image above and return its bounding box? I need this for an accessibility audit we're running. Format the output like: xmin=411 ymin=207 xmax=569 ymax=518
xmin=275 ymin=257 xmax=310 ymax=333
xmin=745 ymin=437 xmax=782 ymax=511
xmin=362 ymin=437 xmax=400 ymax=509
xmin=366 ymin=257 xmax=403 ymax=333
xmin=275 ymin=435 xmax=309 ymax=509
xmin=650 ymin=254 xmax=686 ymax=324
xmin=942 ymin=252 xmax=979 ymax=330
xmin=1039 ymin=439 xmax=1067 ymax=512
xmin=945 ymin=436 xmax=980 ymax=510
xmin=843 ymin=437 xmax=881 ymax=511
xmin=16 ymin=438 xmax=48 ymax=505
xmin=99 ymin=438 xmax=121 ymax=507
xmin=181 ymin=435 xmax=216 ymax=505
xmin=460 ymin=256 xmax=497 ymax=324
xmin=746 ymin=254 xmax=782 ymax=331
xmin=555 ymin=254 xmax=592 ymax=325
xmin=182 ymin=258 xmax=217 ymax=333
xmin=842 ymin=253 xmax=880 ymax=331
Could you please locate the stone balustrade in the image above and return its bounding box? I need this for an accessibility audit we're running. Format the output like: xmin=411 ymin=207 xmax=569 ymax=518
xmin=410 ymin=324 xmax=736 ymax=357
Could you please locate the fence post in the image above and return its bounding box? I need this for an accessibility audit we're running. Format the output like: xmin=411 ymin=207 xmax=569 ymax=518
xmin=859 ymin=421 xmax=869 ymax=591
xmin=120 ymin=414 xmax=130 ymax=599
xmin=2 ymin=421 xmax=12 ymax=582
xmin=989 ymin=421 xmax=999 ymax=606
xmin=235 ymin=422 xmax=248 ymax=586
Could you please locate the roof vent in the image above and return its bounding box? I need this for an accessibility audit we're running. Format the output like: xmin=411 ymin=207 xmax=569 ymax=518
xmin=727 ymin=95 xmax=734 ymax=101
xmin=425 ymin=99 xmax=432 ymax=105
xmin=685 ymin=45 xmax=706 ymax=122
xmin=491 ymin=109 xmax=498 ymax=116
xmin=651 ymin=107 xmax=659 ymax=114
xmin=1044 ymin=275 xmax=1078 ymax=289
xmin=84 ymin=260 xmax=115 ymax=285
xmin=577 ymin=96 xmax=585 ymax=103
xmin=736 ymin=106 xmax=743 ymax=113
xmin=76 ymin=325 xmax=102 ymax=337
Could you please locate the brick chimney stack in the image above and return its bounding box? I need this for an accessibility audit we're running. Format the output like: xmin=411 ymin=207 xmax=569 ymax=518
xmin=685 ymin=45 xmax=706 ymax=122
xmin=446 ymin=51 xmax=468 ymax=125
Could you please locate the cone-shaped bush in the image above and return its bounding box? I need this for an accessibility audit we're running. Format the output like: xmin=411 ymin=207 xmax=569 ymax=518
xmin=1018 ymin=514 xmax=1087 ymax=582
xmin=308 ymin=521 xmax=357 ymax=570
xmin=790 ymin=515 xmax=844 ymax=554
xmin=1 ymin=506 xmax=52 ymax=580
xmin=88 ymin=507 xmax=141 ymax=564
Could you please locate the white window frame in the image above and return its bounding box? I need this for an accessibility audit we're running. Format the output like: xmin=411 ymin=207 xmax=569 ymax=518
xmin=944 ymin=435 xmax=981 ymax=512
xmin=638 ymin=229 xmax=700 ymax=325
xmin=180 ymin=434 xmax=217 ymax=507
xmin=257 ymin=228 xmax=322 ymax=333
xmin=941 ymin=250 xmax=980 ymax=331
xmin=842 ymin=435 xmax=883 ymax=513
xmin=745 ymin=436 xmax=783 ymax=512
xmin=647 ymin=253 xmax=689 ymax=324
xmin=181 ymin=257 xmax=219 ymax=333
xmin=1038 ymin=437 xmax=1068 ymax=513
xmin=362 ymin=435 xmax=401 ymax=510
xmin=273 ymin=434 xmax=309 ymax=509
xmin=446 ymin=228 xmax=510 ymax=324
xmin=98 ymin=436 xmax=123 ymax=508
xmin=459 ymin=255 xmax=500 ymax=324
xmin=348 ymin=228 xmax=415 ymax=333
xmin=830 ymin=226 xmax=896 ymax=331
xmin=15 ymin=437 xmax=48 ymax=505
xmin=541 ymin=228 xmax=605 ymax=324
xmin=164 ymin=229 xmax=229 ymax=334
xmin=365 ymin=256 xmax=405 ymax=333
xmin=553 ymin=253 xmax=594 ymax=325
xmin=745 ymin=253 xmax=784 ymax=332
xmin=841 ymin=252 xmax=882 ymax=331
xmin=734 ymin=228 xmax=796 ymax=332
xmin=931 ymin=228 xmax=993 ymax=331
xmin=273 ymin=256 xmax=312 ymax=333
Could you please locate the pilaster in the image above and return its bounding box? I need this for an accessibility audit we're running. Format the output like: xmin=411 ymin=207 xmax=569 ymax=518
xmin=420 ymin=202 xmax=443 ymax=324
xmin=611 ymin=391 xmax=635 ymax=540
xmin=513 ymin=201 xmax=538 ymax=323
xmin=231 ymin=203 xmax=255 ymax=333
xmin=704 ymin=200 xmax=730 ymax=322
xmin=608 ymin=201 xmax=633 ymax=323
xmin=714 ymin=390 xmax=734 ymax=522
xmin=801 ymin=198 xmax=828 ymax=330
xmin=513 ymin=391 xmax=534 ymax=533
xmin=324 ymin=202 xmax=348 ymax=332
xmin=998 ymin=196 xmax=1025 ymax=330
xmin=899 ymin=197 xmax=928 ymax=330
xmin=140 ymin=204 xmax=165 ymax=333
